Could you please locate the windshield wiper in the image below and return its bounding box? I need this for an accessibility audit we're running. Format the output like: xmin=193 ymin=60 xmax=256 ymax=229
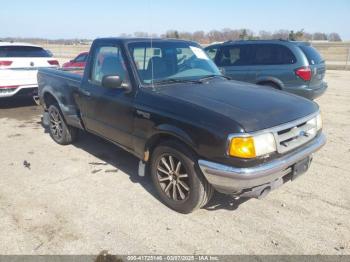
xmin=198 ymin=75 xmax=231 ymax=82
xmin=152 ymin=78 xmax=202 ymax=85
xmin=152 ymin=75 xmax=231 ymax=85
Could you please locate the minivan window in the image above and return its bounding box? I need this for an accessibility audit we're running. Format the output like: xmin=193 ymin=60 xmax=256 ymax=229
xmin=216 ymin=44 xmax=296 ymax=67
xmin=216 ymin=45 xmax=252 ymax=66
xmin=0 ymin=46 xmax=52 ymax=57
xmin=250 ymin=44 xmax=296 ymax=65
xmin=205 ymin=47 xmax=218 ymax=60
xmin=300 ymin=45 xmax=324 ymax=65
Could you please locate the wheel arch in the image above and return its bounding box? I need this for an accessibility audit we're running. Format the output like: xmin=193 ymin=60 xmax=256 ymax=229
xmin=144 ymin=125 xmax=198 ymax=162
xmin=43 ymin=91 xmax=60 ymax=109
xmin=256 ymin=77 xmax=284 ymax=90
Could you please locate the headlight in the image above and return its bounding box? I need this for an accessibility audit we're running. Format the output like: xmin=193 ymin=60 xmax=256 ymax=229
xmin=304 ymin=112 xmax=322 ymax=137
xmin=316 ymin=113 xmax=322 ymax=131
xmin=229 ymin=133 xmax=276 ymax=159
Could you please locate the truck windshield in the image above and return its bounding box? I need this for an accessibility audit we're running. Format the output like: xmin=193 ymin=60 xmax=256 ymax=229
xmin=128 ymin=41 xmax=221 ymax=85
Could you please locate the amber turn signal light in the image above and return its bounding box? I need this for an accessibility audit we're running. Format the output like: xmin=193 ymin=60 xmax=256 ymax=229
xmin=229 ymin=137 xmax=256 ymax=159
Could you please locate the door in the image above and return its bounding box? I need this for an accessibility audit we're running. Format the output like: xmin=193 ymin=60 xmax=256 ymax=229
xmin=248 ymin=44 xmax=297 ymax=85
xmin=78 ymin=44 xmax=135 ymax=149
xmin=215 ymin=45 xmax=253 ymax=82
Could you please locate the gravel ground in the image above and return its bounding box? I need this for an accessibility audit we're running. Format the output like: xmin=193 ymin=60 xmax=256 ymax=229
xmin=0 ymin=71 xmax=349 ymax=255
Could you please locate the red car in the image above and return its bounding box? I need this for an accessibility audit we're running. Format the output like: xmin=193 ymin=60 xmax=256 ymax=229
xmin=62 ymin=52 xmax=89 ymax=69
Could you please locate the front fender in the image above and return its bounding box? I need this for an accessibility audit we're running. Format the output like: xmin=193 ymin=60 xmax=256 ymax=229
xmin=137 ymin=123 xmax=199 ymax=161
xmin=154 ymin=124 xmax=196 ymax=149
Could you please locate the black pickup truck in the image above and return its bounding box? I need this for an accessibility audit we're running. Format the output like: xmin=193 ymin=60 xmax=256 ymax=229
xmin=36 ymin=38 xmax=325 ymax=213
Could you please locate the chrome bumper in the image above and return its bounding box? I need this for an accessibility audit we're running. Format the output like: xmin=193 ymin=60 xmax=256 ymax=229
xmin=199 ymin=133 xmax=326 ymax=196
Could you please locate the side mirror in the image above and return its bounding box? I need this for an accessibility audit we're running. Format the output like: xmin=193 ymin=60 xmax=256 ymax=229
xmin=102 ymin=75 xmax=123 ymax=89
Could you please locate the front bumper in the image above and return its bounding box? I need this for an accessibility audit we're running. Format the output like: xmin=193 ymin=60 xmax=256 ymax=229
xmin=199 ymin=133 xmax=326 ymax=196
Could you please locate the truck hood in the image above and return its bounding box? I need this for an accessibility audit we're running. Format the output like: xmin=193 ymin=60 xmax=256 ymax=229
xmin=154 ymin=79 xmax=318 ymax=132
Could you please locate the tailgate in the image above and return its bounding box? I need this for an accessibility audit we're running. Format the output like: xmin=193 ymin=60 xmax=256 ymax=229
xmin=309 ymin=62 xmax=326 ymax=88
xmin=300 ymin=45 xmax=326 ymax=88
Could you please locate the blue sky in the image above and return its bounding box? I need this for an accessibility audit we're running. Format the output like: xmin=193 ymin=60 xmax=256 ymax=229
xmin=1 ymin=0 xmax=349 ymax=40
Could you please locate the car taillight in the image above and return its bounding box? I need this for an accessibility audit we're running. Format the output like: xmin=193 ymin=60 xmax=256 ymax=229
xmin=295 ymin=66 xmax=311 ymax=81
xmin=48 ymin=60 xmax=59 ymax=66
xmin=0 ymin=61 xmax=13 ymax=67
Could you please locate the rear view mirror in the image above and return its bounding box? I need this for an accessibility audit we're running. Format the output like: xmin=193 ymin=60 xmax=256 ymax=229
xmin=102 ymin=75 xmax=123 ymax=89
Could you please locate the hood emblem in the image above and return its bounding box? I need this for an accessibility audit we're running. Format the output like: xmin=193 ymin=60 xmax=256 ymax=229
xmin=30 ymin=62 xmax=34 ymax=66
xmin=299 ymin=130 xmax=308 ymax=137
xmin=291 ymin=127 xmax=308 ymax=138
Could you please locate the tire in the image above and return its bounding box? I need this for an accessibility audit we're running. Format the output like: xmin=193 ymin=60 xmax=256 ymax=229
xmin=48 ymin=104 xmax=78 ymax=145
xmin=150 ymin=141 xmax=214 ymax=213
xmin=260 ymin=82 xmax=280 ymax=90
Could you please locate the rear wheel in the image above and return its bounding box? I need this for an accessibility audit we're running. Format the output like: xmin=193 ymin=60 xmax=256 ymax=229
xmin=48 ymin=104 xmax=78 ymax=145
xmin=150 ymin=141 xmax=214 ymax=213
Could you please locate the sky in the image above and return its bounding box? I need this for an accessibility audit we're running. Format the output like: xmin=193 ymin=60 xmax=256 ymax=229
xmin=1 ymin=0 xmax=349 ymax=40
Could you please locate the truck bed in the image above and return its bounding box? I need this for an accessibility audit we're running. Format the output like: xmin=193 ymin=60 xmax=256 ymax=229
xmin=39 ymin=67 xmax=83 ymax=82
xmin=37 ymin=67 xmax=84 ymax=129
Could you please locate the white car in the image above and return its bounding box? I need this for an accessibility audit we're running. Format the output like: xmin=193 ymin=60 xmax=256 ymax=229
xmin=0 ymin=42 xmax=59 ymax=99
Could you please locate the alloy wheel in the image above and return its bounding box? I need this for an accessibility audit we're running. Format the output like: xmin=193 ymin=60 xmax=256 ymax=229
xmin=49 ymin=107 xmax=63 ymax=140
xmin=156 ymin=154 xmax=190 ymax=201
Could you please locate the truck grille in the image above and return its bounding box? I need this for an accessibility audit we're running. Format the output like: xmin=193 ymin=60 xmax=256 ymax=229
xmin=274 ymin=115 xmax=318 ymax=154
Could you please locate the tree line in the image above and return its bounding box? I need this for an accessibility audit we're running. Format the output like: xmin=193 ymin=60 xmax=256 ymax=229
xmin=132 ymin=29 xmax=342 ymax=43
xmin=1 ymin=29 xmax=342 ymax=45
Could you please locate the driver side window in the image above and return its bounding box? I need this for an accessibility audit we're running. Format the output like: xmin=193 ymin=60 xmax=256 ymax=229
xmin=90 ymin=46 xmax=128 ymax=86
xmin=75 ymin=54 xmax=87 ymax=62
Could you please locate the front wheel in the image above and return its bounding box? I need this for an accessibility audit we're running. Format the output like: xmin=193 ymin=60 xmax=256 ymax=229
xmin=150 ymin=141 xmax=214 ymax=213
xmin=48 ymin=104 xmax=78 ymax=145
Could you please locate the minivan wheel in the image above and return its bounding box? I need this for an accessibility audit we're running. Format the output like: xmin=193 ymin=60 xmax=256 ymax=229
xmin=150 ymin=141 xmax=214 ymax=213
xmin=48 ymin=104 xmax=78 ymax=145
